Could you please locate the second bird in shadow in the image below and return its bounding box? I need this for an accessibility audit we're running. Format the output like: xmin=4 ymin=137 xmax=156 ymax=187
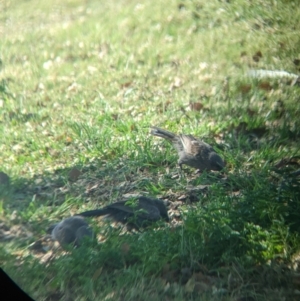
xmin=76 ymin=196 xmax=169 ymax=230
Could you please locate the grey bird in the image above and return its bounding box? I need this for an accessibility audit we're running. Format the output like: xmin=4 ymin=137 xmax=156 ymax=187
xmin=77 ymin=196 xmax=169 ymax=229
xmin=49 ymin=216 xmax=93 ymax=247
xmin=150 ymin=126 xmax=225 ymax=171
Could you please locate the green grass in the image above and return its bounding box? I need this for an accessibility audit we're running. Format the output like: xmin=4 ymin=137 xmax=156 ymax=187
xmin=1 ymin=0 xmax=300 ymax=300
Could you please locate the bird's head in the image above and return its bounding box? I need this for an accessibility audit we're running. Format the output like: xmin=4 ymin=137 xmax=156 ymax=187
xmin=210 ymin=153 xmax=225 ymax=171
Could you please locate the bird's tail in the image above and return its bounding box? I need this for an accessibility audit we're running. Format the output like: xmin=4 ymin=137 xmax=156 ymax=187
xmin=150 ymin=126 xmax=177 ymax=141
xmin=76 ymin=208 xmax=111 ymax=217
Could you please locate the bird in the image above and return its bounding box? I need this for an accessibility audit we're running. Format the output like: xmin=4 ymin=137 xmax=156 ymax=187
xmin=76 ymin=196 xmax=169 ymax=230
xmin=49 ymin=216 xmax=93 ymax=247
xmin=150 ymin=126 xmax=225 ymax=171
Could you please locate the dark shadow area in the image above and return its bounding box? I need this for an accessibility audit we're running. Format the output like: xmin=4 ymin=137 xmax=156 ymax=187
xmin=0 ymin=153 xmax=300 ymax=300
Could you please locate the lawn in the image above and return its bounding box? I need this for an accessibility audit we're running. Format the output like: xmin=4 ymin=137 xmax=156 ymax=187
xmin=1 ymin=0 xmax=300 ymax=300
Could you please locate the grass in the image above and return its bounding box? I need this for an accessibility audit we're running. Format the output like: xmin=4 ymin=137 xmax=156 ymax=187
xmin=1 ymin=0 xmax=300 ymax=300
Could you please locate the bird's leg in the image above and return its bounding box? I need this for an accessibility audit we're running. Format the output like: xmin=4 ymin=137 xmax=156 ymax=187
xmin=178 ymin=163 xmax=184 ymax=179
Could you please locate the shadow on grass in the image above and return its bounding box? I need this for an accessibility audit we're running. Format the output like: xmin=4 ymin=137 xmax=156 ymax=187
xmin=1 ymin=157 xmax=300 ymax=300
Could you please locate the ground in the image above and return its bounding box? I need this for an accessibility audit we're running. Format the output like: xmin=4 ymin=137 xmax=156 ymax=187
xmin=1 ymin=0 xmax=300 ymax=300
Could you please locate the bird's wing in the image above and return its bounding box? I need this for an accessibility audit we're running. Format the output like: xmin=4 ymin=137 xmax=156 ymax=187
xmin=179 ymin=134 xmax=200 ymax=155
xmin=167 ymin=135 xmax=184 ymax=153
xmin=77 ymin=201 xmax=147 ymax=218
xmin=143 ymin=206 xmax=161 ymax=220
xmin=107 ymin=200 xmax=144 ymax=214
xmin=180 ymin=135 xmax=215 ymax=158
